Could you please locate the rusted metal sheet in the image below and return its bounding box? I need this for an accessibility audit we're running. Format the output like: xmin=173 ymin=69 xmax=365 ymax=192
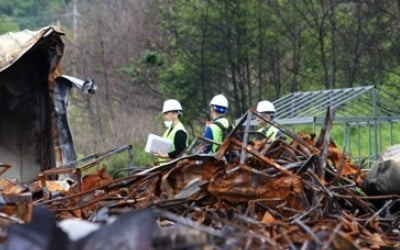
xmin=0 ymin=178 xmax=32 ymax=223
xmin=0 ymin=109 xmax=399 ymax=249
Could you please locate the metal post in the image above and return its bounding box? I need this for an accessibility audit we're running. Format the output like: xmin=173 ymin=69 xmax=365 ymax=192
xmin=368 ymin=122 xmax=371 ymax=163
xmin=240 ymin=113 xmax=252 ymax=164
xmin=389 ymin=121 xmax=393 ymax=145
xmin=72 ymin=0 xmax=78 ymax=76
xmin=343 ymin=122 xmax=346 ymax=151
xmin=312 ymin=116 xmax=316 ymax=133
xmin=373 ymin=87 xmax=378 ymax=159
xmin=357 ymin=122 xmax=361 ymax=162
xmin=348 ymin=123 xmax=351 ymax=157
xmin=379 ymin=123 xmax=382 ymax=153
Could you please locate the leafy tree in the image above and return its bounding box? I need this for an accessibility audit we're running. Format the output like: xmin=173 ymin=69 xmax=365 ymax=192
xmin=154 ymin=0 xmax=400 ymax=127
xmin=0 ymin=16 xmax=19 ymax=33
xmin=0 ymin=0 xmax=64 ymax=31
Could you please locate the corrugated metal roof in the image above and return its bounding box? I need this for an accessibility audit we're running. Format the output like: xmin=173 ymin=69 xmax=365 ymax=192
xmin=0 ymin=25 xmax=64 ymax=73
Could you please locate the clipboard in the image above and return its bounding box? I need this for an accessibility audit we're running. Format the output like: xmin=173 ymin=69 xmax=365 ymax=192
xmin=144 ymin=133 xmax=173 ymax=154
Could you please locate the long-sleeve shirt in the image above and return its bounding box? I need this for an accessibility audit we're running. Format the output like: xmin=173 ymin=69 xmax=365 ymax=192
xmin=166 ymin=129 xmax=188 ymax=158
xmin=202 ymin=125 xmax=214 ymax=153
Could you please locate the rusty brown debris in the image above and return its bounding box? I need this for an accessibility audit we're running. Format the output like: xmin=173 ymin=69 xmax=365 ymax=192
xmin=0 ymin=109 xmax=399 ymax=249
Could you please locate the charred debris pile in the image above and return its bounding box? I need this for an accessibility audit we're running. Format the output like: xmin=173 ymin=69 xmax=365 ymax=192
xmin=0 ymin=109 xmax=399 ymax=249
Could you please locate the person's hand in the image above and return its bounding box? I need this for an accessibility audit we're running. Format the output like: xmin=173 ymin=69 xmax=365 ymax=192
xmin=153 ymin=150 xmax=168 ymax=158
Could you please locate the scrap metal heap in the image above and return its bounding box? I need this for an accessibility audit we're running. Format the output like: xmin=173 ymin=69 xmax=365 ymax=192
xmin=0 ymin=108 xmax=399 ymax=249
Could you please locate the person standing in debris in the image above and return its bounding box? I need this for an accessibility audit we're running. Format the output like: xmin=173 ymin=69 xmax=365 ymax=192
xmin=154 ymin=99 xmax=188 ymax=160
xmin=256 ymin=100 xmax=283 ymax=141
xmin=202 ymin=94 xmax=232 ymax=153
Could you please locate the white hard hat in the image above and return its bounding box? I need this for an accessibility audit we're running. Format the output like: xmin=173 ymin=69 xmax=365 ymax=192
xmin=162 ymin=99 xmax=183 ymax=113
xmin=256 ymin=100 xmax=276 ymax=113
xmin=210 ymin=94 xmax=228 ymax=108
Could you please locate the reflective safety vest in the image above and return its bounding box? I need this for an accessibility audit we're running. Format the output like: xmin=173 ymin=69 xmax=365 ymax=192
xmin=258 ymin=125 xmax=280 ymax=141
xmin=209 ymin=117 xmax=230 ymax=153
xmin=162 ymin=122 xmax=188 ymax=153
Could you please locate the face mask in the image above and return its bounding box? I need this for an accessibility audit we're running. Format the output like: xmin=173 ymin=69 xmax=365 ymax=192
xmin=164 ymin=120 xmax=173 ymax=128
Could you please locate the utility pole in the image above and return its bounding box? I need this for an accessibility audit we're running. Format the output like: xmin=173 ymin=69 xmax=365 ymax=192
xmin=72 ymin=0 xmax=78 ymax=76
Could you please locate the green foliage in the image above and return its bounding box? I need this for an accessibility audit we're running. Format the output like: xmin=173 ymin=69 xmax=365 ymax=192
xmin=3 ymin=0 xmax=400 ymax=166
xmin=142 ymin=50 xmax=164 ymax=66
xmin=103 ymin=141 xmax=156 ymax=178
xmin=132 ymin=141 xmax=158 ymax=167
xmin=119 ymin=51 xmax=166 ymax=95
xmin=118 ymin=63 xmax=140 ymax=80
xmin=150 ymin=0 xmax=400 ymax=129
xmin=159 ymin=61 xmax=205 ymax=124
xmin=103 ymin=153 xmax=132 ymax=178
xmin=0 ymin=15 xmax=19 ymax=33
xmin=0 ymin=0 xmax=64 ymax=30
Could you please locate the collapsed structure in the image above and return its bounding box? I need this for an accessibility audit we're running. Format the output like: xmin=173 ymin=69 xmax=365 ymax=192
xmin=0 ymin=26 xmax=96 ymax=182
xmin=0 ymin=109 xmax=398 ymax=249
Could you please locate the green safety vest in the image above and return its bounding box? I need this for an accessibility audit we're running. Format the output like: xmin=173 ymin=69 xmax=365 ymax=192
xmin=161 ymin=122 xmax=188 ymax=154
xmin=258 ymin=125 xmax=280 ymax=141
xmin=209 ymin=117 xmax=230 ymax=153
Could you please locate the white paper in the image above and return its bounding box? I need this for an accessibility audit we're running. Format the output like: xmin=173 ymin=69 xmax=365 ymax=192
xmin=144 ymin=133 xmax=173 ymax=154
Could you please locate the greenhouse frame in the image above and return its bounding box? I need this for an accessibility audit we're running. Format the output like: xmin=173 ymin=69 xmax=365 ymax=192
xmin=273 ymin=85 xmax=400 ymax=165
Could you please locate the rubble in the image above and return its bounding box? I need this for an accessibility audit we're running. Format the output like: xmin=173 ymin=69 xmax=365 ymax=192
xmin=0 ymin=109 xmax=399 ymax=249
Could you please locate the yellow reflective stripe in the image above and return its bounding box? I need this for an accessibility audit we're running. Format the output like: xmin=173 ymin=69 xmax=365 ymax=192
xmin=210 ymin=117 xmax=229 ymax=152
xmin=258 ymin=126 xmax=279 ymax=141
xmin=158 ymin=122 xmax=188 ymax=162
xmin=162 ymin=122 xmax=187 ymax=151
